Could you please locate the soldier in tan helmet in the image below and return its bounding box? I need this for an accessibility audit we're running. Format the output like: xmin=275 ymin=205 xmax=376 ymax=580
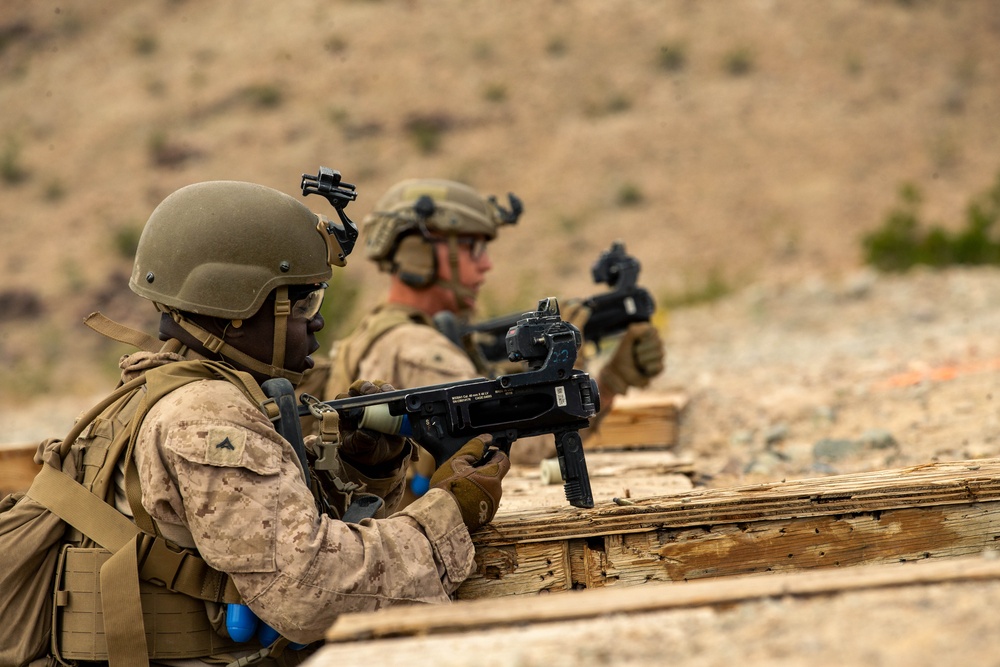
xmin=18 ymin=177 xmax=509 ymax=666
xmin=318 ymin=178 xmax=665 ymax=503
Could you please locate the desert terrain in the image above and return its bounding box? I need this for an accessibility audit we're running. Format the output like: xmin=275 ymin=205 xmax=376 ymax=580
xmin=2 ymin=1 xmax=1000 ymax=664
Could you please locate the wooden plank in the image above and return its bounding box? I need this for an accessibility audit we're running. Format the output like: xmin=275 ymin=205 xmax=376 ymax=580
xmin=0 ymin=442 xmax=39 ymax=496
xmin=585 ymin=392 xmax=686 ymax=450
xmin=457 ymin=458 xmax=1000 ymax=598
xmin=473 ymin=459 xmax=1000 ymax=545
xmin=326 ymin=554 xmax=1000 ymax=643
xmin=498 ymin=450 xmax=695 ymax=513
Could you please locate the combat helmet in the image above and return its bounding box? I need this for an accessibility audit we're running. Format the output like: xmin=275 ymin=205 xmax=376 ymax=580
xmin=363 ymin=179 xmax=521 ymax=310
xmin=129 ymin=180 xmax=350 ymax=383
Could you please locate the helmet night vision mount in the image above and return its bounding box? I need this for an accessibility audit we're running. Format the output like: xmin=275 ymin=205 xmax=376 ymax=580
xmin=301 ymin=166 xmax=360 ymax=265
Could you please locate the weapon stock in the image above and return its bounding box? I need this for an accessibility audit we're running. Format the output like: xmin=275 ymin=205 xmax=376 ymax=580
xmin=301 ymin=298 xmax=599 ymax=509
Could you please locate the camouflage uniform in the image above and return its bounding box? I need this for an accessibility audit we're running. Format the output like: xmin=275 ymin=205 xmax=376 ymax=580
xmin=326 ymin=303 xmax=554 ymax=472
xmin=10 ymin=178 xmax=500 ymax=667
xmin=124 ymin=350 xmax=474 ymax=645
xmin=323 ymin=303 xmax=479 ymax=492
xmin=350 ymin=306 xmax=477 ymax=393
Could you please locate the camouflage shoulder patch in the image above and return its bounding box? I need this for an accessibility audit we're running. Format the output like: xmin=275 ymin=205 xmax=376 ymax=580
xmin=206 ymin=427 xmax=247 ymax=466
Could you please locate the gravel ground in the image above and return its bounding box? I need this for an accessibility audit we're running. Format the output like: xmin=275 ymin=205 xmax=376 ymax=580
xmin=6 ymin=265 xmax=999 ymax=464
xmin=6 ymin=266 xmax=1000 ymax=666
xmin=659 ymin=266 xmax=1000 ymax=488
xmin=312 ymin=266 xmax=1000 ymax=667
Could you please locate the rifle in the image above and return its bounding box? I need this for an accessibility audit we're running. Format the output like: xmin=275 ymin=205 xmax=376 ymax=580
xmin=439 ymin=241 xmax=656 ymax=363
xmin=297 ymin=297 xmax=599 ymax=508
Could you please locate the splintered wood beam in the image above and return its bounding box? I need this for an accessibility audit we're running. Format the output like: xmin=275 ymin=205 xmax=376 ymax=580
xmin=457 ymin=458 xmax=1000 ymax=599
xmin=326 ymin=554 xmax=1000 ymax=643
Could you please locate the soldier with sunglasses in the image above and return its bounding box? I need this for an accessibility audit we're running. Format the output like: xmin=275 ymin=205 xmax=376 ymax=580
xmin=30 ymin=178 xmax=508 ymax=666
xmin=315 ymin=178 xmax=665 ymax=505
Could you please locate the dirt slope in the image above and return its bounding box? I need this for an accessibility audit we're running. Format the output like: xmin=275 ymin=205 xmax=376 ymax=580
xmin=3 ymin=4 xmax=1000 ymax=664
xmin=1 ymin=0 xmax=999 ymax=402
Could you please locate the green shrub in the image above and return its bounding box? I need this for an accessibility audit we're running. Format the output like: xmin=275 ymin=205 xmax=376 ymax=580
xmin=404 ymin=113 xmax=453 ymax=154
xmin=43 ymin=179 xmax=66 ymax=202
xmin=546 ymin=36 xmax=568 ymax=57
xmin=658 ymin=42 xmax=687 ymax=72
xmin=483 ymin=83 xmax=508 ymax=103
xmin=845 ymin=53 xmax=864 ymax=77
xmin=862 ymin=183 xmax=923 ymax=271
xmin=472 ymin=40 xmax=493 ymax=61
xmin=605 ymin=93 xmax=631 ymax=113
xmin=616 ymin=183 xmax=644 ymax=207
xmin=660 ymin=270 xmax=731 ymax=308
xmin=243 ymin=83 xmax=283 ymax=109
xmin=1 ymin=138 xmax=29 ymax=185
xmin=723 ymin=47 xmax=754 ymax=76
xmin=583 ymin=92 xmax=633 ymax=118
xmin=863 ymin=173 xmax=1000 ymax=271
xmin=324 ymin=35 xmax=347 ymax=54
xmin=558 ymin=214 xmax=582 ymax=233
xmin=113 ymin=225 xmax=143 ymax=259
xmin=133 ymin=33 xmax=158 ymax=55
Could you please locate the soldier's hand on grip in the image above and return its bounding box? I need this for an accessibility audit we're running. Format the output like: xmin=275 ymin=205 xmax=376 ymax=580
xmin=598 ymin=322 xmax=666 ymax=394
xmin=430 ymin=436 xmax=510 ymax=532
xmin=337 ymin=379 xmax=408 ymax=471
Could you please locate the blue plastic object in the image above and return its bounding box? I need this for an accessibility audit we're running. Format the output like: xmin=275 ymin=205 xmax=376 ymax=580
xmin=257 ymin=624 xmax=280 ymax=646
xmin=410 ymin=472 xmax=431 ymax=497
xmin=396 ymin=414 xmax=413 ymax=436
xmin=225 ymin=603 xmax=258 ymax=643
xmin=227 ymin=603 xmax=306 ymax=650
xmin=257 ymin=623 xmax=307 ymax=650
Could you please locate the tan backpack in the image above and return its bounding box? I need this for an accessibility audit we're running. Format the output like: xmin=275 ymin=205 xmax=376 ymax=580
xmin=0 ymin=359 xmax=277 ymax=667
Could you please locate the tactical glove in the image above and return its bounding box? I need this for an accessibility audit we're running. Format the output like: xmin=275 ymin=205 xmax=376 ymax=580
xmin=430 ymin=436 xmax=510 ymax=532
xmin=598 ymin=322 xmax=666 ymax=395
xmin=336 ymin=379 xmax=408 ymax=473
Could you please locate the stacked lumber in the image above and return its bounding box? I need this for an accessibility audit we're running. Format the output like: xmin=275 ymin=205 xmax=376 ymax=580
xmin=457 ymin=458 xmax=1000 ymax=599
xmin=0 ymin=441 xmax=39 ymax=496
xmin=584 ymin=391 xmax=686 ymax=450
xmin=499 ymin=450 xmax=696 ymax=513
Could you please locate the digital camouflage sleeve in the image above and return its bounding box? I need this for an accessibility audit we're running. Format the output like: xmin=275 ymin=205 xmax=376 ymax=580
xmin=131 ymin=362 xmax=475 ymax=644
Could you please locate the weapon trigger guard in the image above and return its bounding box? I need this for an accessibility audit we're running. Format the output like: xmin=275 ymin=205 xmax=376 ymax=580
xmin=473 ymin=448 xmax=496 ymax=468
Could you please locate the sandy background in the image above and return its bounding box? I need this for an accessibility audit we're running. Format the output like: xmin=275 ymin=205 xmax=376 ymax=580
xmin=2 ymin=3 xmax=1000 ymax=664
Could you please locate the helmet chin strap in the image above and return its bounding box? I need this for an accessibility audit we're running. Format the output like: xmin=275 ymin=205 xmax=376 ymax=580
xmin=168 ymin=289 xmax=303 ymax=385
xmin=441 ymin=235 xmax=476 ymax=319
xmin=271 ymin=285 xmax=290 ymax=375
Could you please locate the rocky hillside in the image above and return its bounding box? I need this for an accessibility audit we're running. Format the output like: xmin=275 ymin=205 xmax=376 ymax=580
xmin=1 ymin=0 xmax=999 ymax=407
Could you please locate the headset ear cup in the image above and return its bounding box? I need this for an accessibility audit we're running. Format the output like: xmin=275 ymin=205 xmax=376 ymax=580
xmin=394 ymin=235 xmax=438 ymax=288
